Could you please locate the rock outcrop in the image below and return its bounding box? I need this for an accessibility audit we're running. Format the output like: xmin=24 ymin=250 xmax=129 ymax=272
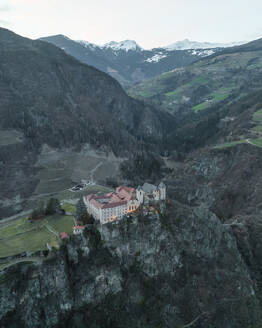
xmin=0 ymin=204 xmax=261 ymax=328
xmin=168 ymin=144 xmax=262 ymax=220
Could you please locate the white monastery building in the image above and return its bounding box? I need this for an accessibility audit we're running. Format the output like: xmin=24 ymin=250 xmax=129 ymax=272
xmin=83 ymin=183 xmax=166 ymax=225
xmin=137 ymin=182 xmax=166 ymax=204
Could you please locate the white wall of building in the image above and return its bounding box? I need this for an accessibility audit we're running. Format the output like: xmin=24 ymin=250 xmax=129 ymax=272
xmin=84 ymin=184 xmax=166 ymax=225
xmin=159 ymin=186 xmax=166 ymax=200
xmin=136 ymin=190 xmax=144 ymax=204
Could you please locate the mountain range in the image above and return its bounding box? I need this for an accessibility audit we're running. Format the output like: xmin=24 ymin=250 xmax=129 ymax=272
xmin=2 ymin=27 xmax=262 ymax=328
xmin=164 ymin=38 xmax=246 ymax=50
xmin=40 ymin=35 xmax=240 ymax=87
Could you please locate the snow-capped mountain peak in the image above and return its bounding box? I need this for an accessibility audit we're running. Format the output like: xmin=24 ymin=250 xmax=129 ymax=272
xmin=102 ymin=40 xmax=143 ymax=52
xmin=164 ymin=39 xmax=246 ymax=51
xmin=76 ymin=40 xmax=98 ymax=50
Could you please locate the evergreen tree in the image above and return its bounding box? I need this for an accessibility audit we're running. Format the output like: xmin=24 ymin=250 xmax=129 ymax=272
xmin=30 ymin=201 xmax=45 ymax=221
xmin=75 ymin=197 xmax=89 ymax=223
xmin=45 ymin=198 xmax=60 ymax=216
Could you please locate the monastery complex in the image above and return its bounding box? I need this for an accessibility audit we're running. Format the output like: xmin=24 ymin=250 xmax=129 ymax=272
xmin=83 ymin=182 xmax=166 ymax=224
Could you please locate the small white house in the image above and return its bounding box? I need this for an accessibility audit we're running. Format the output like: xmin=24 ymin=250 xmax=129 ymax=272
xmin=73 ymin=226 xmax=85 ymax=235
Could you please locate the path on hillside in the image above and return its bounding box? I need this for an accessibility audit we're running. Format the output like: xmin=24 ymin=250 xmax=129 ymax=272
xmin=0 ymin=210 xmax=32 ymax=227
xmin=0 ymin=256 xmax=43 ymax=271
xmin=90 ymin=162 xmax=103 ymax=183
xmin=246 ymin=139 xmax=262 ymax=148
xmin=43 ymin=220 xmax=59 ymax=238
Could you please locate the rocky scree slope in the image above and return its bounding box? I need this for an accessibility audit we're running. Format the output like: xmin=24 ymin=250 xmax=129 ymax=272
xmin=0 ymin=28 xmax=173 ymax=218
xmin=0 ymin=204 xmax=261 ymax=328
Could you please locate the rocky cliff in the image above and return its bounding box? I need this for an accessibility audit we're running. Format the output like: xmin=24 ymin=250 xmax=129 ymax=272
xmin=1 ymin=204 xmax=261 ymax=328
xmin=167 ymin=144 xmax=262 ymax=220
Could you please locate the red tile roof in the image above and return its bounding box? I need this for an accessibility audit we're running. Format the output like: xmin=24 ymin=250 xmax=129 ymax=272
xmin=85 ymin=186 xmax=137 ymax=210
xmin=60 ymin=232 xmax=69 ymax=239
xmin=73 ymin=226 xmax=85 ymax=230
xmin=117 ymin=186 xmax=136 ymax=193
xmin=102 ymin=200 xmax=127 ymax=209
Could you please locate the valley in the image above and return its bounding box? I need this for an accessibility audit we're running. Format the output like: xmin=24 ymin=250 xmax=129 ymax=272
xmin=1 ymin=26 xmax=262 ymax=328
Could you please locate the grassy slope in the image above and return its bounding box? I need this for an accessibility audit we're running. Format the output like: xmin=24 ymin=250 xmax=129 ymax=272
xmin=61 ymin=203 xmax=76 ymax=214
xmin=0 ymin=184 xmax=111 ymax=260
xmin=213 ymin=140 xmax=247 ymax=150
xmin=129 ymin=49 xmax=262 ymax=114
xmin=214 ymin=107 xmax=262 ymax=149
xmin=0 ymin=223 xmax=56 ymax=258
xmin=0 ymin=215 xmax=75 ymax=258
xmin=46 ymin=215 xmax=75 ymax=234
xmin=252 ymin=108 xmax=262 ymax=133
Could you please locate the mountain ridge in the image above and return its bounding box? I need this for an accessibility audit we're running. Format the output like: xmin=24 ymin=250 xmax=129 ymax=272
xmin=40 ymin=34 xmax=226 ymax=87
xmin=164 ymin=38 xmax=246 ymax=50
xmin=41 ymin=35 xmax=248 ymax=51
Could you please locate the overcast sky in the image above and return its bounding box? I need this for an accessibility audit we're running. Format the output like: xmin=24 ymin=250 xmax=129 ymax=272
xmin=1 ymin=0 xmax=262 ymax=49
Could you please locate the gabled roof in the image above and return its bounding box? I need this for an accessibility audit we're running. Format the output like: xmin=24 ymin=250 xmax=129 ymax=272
xmin=158 ymin=182 xmax=166 ymax=188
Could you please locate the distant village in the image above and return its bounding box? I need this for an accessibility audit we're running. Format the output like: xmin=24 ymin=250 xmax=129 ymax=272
xmin=72 ymin=182 xmax=166 ymax=234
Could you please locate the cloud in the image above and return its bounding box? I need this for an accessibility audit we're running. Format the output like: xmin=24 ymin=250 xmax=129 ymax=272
xmin=0 ymin=19 xmax=10 ymax=26
xmin=0 ymin=5 xmax=10 ymax=11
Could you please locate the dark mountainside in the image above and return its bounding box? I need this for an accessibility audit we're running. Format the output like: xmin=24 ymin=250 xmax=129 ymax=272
xmin=0 ymin=28 xmax=169 ymax=149
xmin=0 ymin=28 xmax=173 ymax=218
xmin=2 ymin=28 xmax=262 ymax=328
xmin=39 ymin=35 xmax=221 ymax=87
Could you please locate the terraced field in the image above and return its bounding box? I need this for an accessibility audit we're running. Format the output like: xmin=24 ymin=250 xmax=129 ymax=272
xmin=0 ymin=214 xmax=75 ymax=259
xmin=32 ymin=147 xmax=121 ymax=198
xmin=0 ymin=182 xmax=112 ymax=263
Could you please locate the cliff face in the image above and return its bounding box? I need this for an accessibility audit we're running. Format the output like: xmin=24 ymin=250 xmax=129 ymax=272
xmin=167 ymin=144 xmax=262 ymax=220
xmin=1 ymin=204 xmax=261 ymax=328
